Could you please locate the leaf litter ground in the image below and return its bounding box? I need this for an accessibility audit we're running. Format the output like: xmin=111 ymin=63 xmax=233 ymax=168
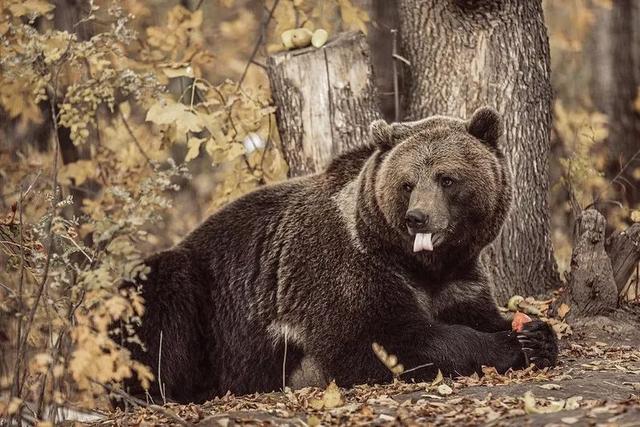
xmin=95 ymin=303 xmax=640 ymax=427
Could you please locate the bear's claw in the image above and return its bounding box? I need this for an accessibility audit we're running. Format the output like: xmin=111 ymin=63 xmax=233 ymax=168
xmin=515 ymin=320 xmax=558 ymax=369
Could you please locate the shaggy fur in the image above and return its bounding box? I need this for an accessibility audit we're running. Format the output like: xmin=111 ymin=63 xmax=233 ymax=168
xmin=122 ymin=107 xmax=558 ymax=403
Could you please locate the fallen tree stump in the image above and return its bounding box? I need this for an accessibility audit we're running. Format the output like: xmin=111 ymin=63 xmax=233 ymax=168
xmin=267 ymin=31 xmax=381 ymax=176
xmin=567 ymin=209 xmax=618 ymax=316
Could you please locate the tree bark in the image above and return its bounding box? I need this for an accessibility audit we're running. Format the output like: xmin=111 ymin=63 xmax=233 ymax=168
xmin=588 ymin=0 xmax=640 ymax=207
xmin=397 ymin=0 xmax=560 ymax=302
xmin=606 ymin=223 xmax=640 ymax=294
xmin=566 ymin=209 xmax=618 ymax=316
xmin=267 ymin=32 xmax=381 ymax=176
xmin=367 ymin=0 xmax=400 ymax=121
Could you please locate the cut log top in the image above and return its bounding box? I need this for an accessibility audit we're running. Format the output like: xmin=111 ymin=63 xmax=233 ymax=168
xmin=267 ymin=31 xmax=381 ymax=177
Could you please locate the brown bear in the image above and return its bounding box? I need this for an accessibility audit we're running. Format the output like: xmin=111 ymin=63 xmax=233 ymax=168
xmin=121 ymin=106 xmax=558 ymax=404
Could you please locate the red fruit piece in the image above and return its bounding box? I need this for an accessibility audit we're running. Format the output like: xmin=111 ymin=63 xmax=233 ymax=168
xmin=512 ymin=311 xmax=532 ymax=332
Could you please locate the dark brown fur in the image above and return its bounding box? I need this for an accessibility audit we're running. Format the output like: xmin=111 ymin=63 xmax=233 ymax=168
xmin=121 ymin=107 xmax=558 ymax=404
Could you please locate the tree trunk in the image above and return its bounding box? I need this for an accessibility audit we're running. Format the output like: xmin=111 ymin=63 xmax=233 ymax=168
xmin=397 ymin=0 xmax=560 ymax=302
xmin=267 ymin=32 xmax=381 ymax=176
xmin=367 ymin=0 xmax=400 ymax=121
xmin=588 ymin=0 xmax=640 ymax=208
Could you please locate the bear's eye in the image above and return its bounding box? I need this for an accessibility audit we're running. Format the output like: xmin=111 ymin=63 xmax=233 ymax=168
xmin=441 ymin=177 xmax=455 ymax=188
xmin=402 ymin=182 xmax=414 ymax=193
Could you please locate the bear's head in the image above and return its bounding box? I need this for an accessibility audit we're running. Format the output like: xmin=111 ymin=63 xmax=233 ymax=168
xmin=368 ymin=106 xmax=512 ymax=260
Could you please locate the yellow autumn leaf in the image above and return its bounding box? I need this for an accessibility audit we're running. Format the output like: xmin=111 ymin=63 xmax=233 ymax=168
xmin=557 ymin=303 xmax=570 ymax=319
xmin=6 ymin=398 xmax=22 ymax=415
xmin=161 ymin=65 xmax=194 ymax=78
xmin=337 ymin=0 xmax=369 ymax=34
xmin=322 ymin=381 xmax=343 ymax=409
xmin=185 ymin=136 xmax=208 ymax=162
xmin=431 ymin=369 xmax=444 ymax=386
xmin=7 ymin=0 xmax=55 ymax=17
xmin=31 ymin=352 xmax=53 ymax=375
xmin=145 ymin=99 xmax=204 ymax=134
xmin=42 ymin=31 xmax=73 ymax=64
xmin=59 ymin=160 xmax=98 ymax=186
xmin=209 ymin=143 xmax=246 ymax=165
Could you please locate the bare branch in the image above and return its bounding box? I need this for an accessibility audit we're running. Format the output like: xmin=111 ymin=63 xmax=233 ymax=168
xmin=238 ymin=0 xmax=281 ymax=88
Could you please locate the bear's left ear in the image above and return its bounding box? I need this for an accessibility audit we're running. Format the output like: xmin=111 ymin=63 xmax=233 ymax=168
xmin=467 ymin=106 xmax=503 ymax=147
xmin=370 ymin=119 xmax=394 ymax=150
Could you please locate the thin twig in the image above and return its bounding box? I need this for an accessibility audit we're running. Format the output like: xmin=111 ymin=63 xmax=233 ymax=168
xmin=584 ymin=199 xmax=624 ymax=211
xmin=59 ymin=233 xmax=93 ymax=262
xmin=401 ymin=362 xmax=434 ymax=376
xmin=391 ymin=29 xmax=399 ymax=122
xmin=15 ymin=41 xmax=69 ymax=402
xmin=158 ymin=330 xmax=166 ymax=405
xmin=9 ymin=140 xmax=51 ymax=424
xmin=237 ymin=0 xmax=281 ymax=88
xmin=118 ymin=109 xmax=152 ymax=167
xmin=0 ymin=281 xmax=17 ymax=295
xmin=282 ymin=327 xmax=288 ymax=390
xmin=610 ymin=148 xmax=640 ymax=189
xmin=594 ymin=144 xmax=640 ymax=205
xmin=259 ymin=113 xmax=274 ymax=179
xmin=10 ymin=182 xmax=26 ymax=402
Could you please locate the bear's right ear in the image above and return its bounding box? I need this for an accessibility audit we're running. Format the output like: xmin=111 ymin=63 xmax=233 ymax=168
xmin=370 ymin=119 xmax=394 ymax=150
xmin=467 ymin=106 xmax=504 ymax=148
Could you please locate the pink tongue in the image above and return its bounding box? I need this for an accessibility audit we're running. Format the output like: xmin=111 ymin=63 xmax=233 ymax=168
xmin=424 ymin=233 xmax=433 ymax=251
xmin=413 ymin=233 xmax=423 ymax=252
xmin=413 ymin=233 xmax=434 ymax=252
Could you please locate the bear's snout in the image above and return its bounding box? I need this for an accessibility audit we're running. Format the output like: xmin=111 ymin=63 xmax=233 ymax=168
xmin=405 ymin=209 xmax=429 ymax=230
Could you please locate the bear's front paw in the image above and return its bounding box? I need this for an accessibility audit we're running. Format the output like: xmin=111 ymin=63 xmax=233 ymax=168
xmin=516 ymin=320 xmax=558 ymax=369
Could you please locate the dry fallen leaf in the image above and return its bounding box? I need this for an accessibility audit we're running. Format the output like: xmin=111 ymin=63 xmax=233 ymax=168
xmin=523 ymin=391 xmax=565 ymax=414
xmin=522 ymin=391 xmax=582 ymax=414
xmin=437 ymin=384 xmax=453 ymax=396
xmin=538 ymin=383 xmax=562 ymax=390
xmin=372 ymin=342 xmax=404 ymax=376
xmin=557 ymin=303 xmax=570 ymax=319
xmin=431 ymin=369 xmax=444 ymax=387
xmin=323 ymin=381 xmax=344 ymax=409
xmin=507 ymin=295 xmax=524 ymax=312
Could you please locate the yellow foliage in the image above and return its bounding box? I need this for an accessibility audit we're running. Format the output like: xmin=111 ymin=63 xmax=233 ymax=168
xmin=6 ymin=0 xmax=55 ymax=17
xmin=146 ymin=98 xmax=205 ymax=134
xmin=336 ymin=0 xmax=369 ymax=34
xmin=145 ymin=6 xmax=204 ymax=61
xmin=59 ymin=160 xmax=98 ymax=186
xmin=555 ymin=100 xmax=609 ymax=208
xmin=0 ymin=0 xmax=353 ymax=418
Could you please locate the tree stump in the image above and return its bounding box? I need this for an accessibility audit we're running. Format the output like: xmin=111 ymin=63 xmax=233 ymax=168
xmin=267 ymin=32 xmax=381 ymax=176
xmin=567 ymin=209 xmax=618 ymax=316
xmin=606 ymin=223 xmax=640 ymax=293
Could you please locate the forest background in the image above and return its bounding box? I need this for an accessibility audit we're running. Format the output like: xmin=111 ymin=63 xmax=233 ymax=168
xmin=1 ymin=0 xmax=639 ymax=423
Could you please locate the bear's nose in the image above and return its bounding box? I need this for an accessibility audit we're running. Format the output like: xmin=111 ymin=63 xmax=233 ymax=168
xmin=405 ymin=209 xmax=429 ymax=229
